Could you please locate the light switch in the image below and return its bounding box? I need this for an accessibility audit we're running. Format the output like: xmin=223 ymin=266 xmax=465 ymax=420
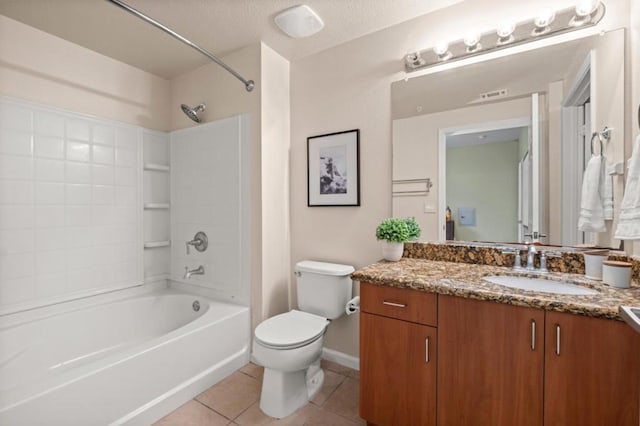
xmin=458 ymin=207 xmax=476 ymax=226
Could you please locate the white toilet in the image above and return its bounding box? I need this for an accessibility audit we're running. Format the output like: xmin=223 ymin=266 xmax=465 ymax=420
xmin=252 ymin=260 xmax=354 ymax=418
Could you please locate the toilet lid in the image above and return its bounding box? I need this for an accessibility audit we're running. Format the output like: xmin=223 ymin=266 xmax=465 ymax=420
xmin=255 ymin=310 xmax=329 ymax=349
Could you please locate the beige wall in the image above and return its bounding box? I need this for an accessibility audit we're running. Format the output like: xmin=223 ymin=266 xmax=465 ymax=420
xmin=260 ymin=45 xmax=291 ymax=318
xmin=291 ymin=0 xmax=632 ymax=358
xmin=0 ymin=15 xmax=171 ymax=131
xmin=631 ymin=0 xmax=640 ymax=256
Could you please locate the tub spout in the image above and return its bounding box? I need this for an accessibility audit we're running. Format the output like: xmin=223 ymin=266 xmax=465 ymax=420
xmin=184 ymin=265 xmax=205 ymax=279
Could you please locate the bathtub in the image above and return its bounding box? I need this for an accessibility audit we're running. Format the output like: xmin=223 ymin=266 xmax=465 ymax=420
xmin=0 ymin=286 xmax=250 ymax=425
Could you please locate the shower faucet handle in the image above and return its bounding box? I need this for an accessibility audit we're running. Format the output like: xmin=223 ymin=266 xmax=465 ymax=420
xmin=186 ymin=231 xmax=208 ymax=255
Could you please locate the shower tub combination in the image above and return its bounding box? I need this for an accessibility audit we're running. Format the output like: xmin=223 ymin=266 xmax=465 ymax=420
xmin=0 ymin=286 xmax=250 ymax=425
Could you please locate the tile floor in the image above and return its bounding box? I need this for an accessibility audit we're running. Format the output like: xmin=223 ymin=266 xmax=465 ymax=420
xmin=154 ymin=360 xmax=365 ymax=425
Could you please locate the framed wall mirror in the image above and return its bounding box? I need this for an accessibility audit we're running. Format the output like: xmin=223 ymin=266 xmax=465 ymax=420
xmin=391 ymin=28 xmax=625 ymax=248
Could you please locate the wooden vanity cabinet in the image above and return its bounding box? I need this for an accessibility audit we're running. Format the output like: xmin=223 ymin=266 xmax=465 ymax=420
xmin=437 ymin=295 xmax=544 ymax=426
xmin=544 ymin=311 xmax=640 ymax=426
xmin=359 ymin=283 xmax=437 ymax=426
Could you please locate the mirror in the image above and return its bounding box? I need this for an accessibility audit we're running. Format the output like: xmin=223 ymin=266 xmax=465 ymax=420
xmin=391 ymin=28 xmax=625 ymax=248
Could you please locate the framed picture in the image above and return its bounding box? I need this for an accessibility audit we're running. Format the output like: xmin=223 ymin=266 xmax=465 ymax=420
xmin=307 ymin=129 xmax=360 ymax=207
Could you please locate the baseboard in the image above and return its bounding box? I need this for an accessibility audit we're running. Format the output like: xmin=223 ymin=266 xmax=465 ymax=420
xmin=322 ymin=347 xmax=359 ymax=371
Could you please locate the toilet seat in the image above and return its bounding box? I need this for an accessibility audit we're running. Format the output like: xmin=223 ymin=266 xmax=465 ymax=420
xmin=255 ymin=310 xmax=329 ymax=350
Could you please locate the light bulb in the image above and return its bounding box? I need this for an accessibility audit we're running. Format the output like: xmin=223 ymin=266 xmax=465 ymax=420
xmin=433 ymin=41 xmax=449 ymax=56
xmin=497 ymin=22 xmax=516 ymax=39
xmin=534 ymin=8 xmax=556 ymax=28
xmin=575 ymin=0 xmax=599 ymax=17
xmin=463 ymin=32 xmax=481 ymax=51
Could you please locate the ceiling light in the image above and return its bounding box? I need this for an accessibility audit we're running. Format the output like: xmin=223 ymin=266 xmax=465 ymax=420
xmin=463 ymin=32 xmax=481 ymax=52
xmin=496 ymin=22 xmax=516 ymax=45
xmin=274 ymin=5 xmax=324 ymax=38
xmin=533 ymin=8 xmax=555 ymax=35
xmin=433 ymin=41 xmax=452 ymax=61
xmin=406 ymin=52 xmax=426 ymax=67
xmin=571 ymin=0 xmax=600 ymax=26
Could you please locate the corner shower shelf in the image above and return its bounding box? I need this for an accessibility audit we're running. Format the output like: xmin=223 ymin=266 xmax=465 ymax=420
xmin=143 ymin=163 xmax=171 ymax=172
xmin=144 ymin=240 xmax=171 ymax=249
xmin=144 ymin=203 xmax=170 ymax=210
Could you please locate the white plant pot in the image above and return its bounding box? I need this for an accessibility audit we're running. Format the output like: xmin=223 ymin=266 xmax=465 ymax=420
xmin=381 ymin=241 xmax=404 ymax=261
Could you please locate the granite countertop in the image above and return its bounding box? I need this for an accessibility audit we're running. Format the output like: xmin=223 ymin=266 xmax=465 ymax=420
xmin=352 ymin=258 xmax=640 ymax=321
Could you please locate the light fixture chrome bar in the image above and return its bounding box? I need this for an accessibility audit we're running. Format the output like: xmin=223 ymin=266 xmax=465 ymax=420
xmin=405 ymin=2 xmax=605 ymax=73
xmin=106 ymin=0 xmax=255 ymax=92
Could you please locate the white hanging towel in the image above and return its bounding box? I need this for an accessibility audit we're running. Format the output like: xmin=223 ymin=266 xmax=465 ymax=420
xmin=578 ymin=155 xmax=606 ymax=232
xmin=615 ymin=135 xmax=640 ymax=239
xmin=603 ymin=160 xmax=614 ymax=221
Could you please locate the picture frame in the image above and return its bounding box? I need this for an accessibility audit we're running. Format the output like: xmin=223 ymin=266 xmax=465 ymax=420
xmin=307 ymin=129 xmax=360 ymax=207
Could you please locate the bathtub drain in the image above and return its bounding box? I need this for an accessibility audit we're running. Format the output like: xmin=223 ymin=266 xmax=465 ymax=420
xmin=192 ymin=300 xmax=200 ymax=312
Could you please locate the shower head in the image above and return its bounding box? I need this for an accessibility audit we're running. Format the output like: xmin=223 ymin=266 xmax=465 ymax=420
xmin=180 ymin=103 xmax=206 ymax=123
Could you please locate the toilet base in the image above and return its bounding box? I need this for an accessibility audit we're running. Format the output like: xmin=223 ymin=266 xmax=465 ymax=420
xmin=259 ymin=362 xmax=325 ymax=419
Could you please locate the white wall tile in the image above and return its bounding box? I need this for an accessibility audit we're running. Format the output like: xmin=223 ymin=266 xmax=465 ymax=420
xmin=115 ymin=262 xmax=137 ymax=282
xmin=35 ymin=206 xmax=65 ymax=228
xmin=0 ymin=276 xmax=35 ymax=305
xmin=67 ymin=268 xmax=94 ymax=292
xmin=0 ymin=180 xmax=33 ymax=204
xmin=0 ymin=229 xmax=34 ymax=254
xmin=34 ymin=112 xmax=65 ymax=137
xmin=66 ymin=119 xmax=91 ymax=142
xmin=0 ymin=155 xmax=32 ymax=180
xmin=0 ymin=253 xmax=34 ymax=279
xmin=116 ymin=186 xmax=136 ymax=206
xmin=116 ymin=147 xmax=137 ymax=167
xmin=66 ymin=248 xmax=94 ymax=268
xmin=93 ymin=144 xmax=114 ymax=165
xmin=35 ymin=159 xmax=65 ymax=182
xmin=36 ymin=228 xmax=65 ymax=251
xmin=35 ymin=182 xmax=65 ymax=205
xmin=93 ymin=227 xmax=115 ymax=245
xmin=66 ymin=141 xmax=90 ymax=162
xmin=92 ymin=125 xmax=115 ymax=145
xmin=0 ymin=206 xmax=33 ymax=229
xmin=65 ymin=161 xmax=91 ymax=184
xmin=65 ymin=227 xmax=93 ymax=249
xmin=116 ymin=167 xmax=136 ymax=186
xmin=35 ymin=273 xmax=67 ymax=299
xmin=93 ymin=245 xmax=115 ymax=266
xmin=65 ymin=205 xmax=92 ymax=227
xmin=65 ymin=184 xmax=91 ymax=205
xmin=92 ymin=185 xmax=114 ymax=205
xmin=36 ymin=250 xmax=66 ymax=274
xmin=116 ymin=127 xmax=138 ymax=149
xmin=0 ymin=130 xmax=32 ymax=156
xmin=113 ymin=207 xmax=137 ymax=225
xmin=94 ymin=265 xmax=115 ymax=287
xmin=34 ymin=135 xmax=65 ymax=159
xmin=0 ymin=103 xmax=31 ymax=132
xmin=92 ymin=205 xmax=114 ymax=226
xmin=91 ymin=165 xmax=114 ymax=185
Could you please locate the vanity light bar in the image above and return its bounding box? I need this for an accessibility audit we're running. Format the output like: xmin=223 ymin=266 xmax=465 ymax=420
xmin=405 ymin=2 xmax=605 ymax=72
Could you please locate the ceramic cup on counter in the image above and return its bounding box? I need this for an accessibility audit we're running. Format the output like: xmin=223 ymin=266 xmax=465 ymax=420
xmin=602 ymin=260 xmax=632 ymax=288
xmin=583 ymin=250 xmax=609 ymax=280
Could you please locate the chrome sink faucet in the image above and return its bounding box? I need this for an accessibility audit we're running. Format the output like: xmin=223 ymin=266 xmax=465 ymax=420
xmin=526 ymin=244 xmax=537 ymax=271
xmin=184 ymin=265 xmax=205 ymax=279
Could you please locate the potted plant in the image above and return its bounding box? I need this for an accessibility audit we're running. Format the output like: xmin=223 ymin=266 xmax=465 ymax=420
xmin=375 ymin=217 xmax=421 ymax=261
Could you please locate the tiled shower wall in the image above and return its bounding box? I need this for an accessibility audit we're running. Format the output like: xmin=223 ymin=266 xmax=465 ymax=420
xmin=0 ymin=98 xmax=142 ymax=312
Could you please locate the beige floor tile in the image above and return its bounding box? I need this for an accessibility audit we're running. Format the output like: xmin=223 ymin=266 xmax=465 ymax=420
xmin=320 ymin=359 xmax=354 ymax=376
xmin=196 ymin=371 xmax=261 ymax=420
xmin=311 ymin=370 xmax=347 ymax=406
xmin=154 ymin=400 xmax=230 ymax=426
xmin=323 ymin=377 xmax=366 ymax=425
xmin=348 ymin=370 xmax=360 ymax=380
xmin=297 ymin=404 xmax=362 ymax=426
xmin=240 ymin=362 xmax=264 ymax=382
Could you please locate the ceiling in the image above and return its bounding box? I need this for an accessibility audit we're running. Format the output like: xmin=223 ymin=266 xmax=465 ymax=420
xmin=446 ymin=127 xmax=525 ymax=148
xmin=0 ymin=0 xmax=460 ymax=79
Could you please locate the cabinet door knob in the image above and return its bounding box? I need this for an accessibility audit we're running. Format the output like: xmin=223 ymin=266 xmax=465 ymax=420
xmin=425 ymin=337 xmax=430 ymax=363
xmin=531 ymin=319 xmax=536 ymax=351
xmin=555 ymin=324 xmax=561 ymax=356
xmin=382 ymin=301 xmax=407 ymax=308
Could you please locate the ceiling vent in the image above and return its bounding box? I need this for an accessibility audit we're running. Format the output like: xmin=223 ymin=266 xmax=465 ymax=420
xmin=479 ymin=89 xmax=508 ymax=101
xmin=274 ymin=5 xmax=324 ymax=38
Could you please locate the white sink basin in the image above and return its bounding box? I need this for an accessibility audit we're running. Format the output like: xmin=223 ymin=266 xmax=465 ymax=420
xmin=483 ymin=276 xmax=599 ymax=295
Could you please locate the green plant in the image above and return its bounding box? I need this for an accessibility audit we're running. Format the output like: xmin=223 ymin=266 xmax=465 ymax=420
xmin=404 ymin=217 xmax=421 ymax=240
xmin=376 ymin=218 xmax=410 ymax=243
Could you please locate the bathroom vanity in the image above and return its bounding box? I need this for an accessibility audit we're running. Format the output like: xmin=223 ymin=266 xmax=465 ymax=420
xmin=354 ymin=257 xmax=640 ymax=426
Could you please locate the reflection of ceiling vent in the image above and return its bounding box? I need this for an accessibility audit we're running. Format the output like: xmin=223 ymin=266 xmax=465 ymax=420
xmin=479 ymin=89 xmax=508 ymax=100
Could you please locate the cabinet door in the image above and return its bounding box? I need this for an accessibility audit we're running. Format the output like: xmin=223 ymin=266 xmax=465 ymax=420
xmin=437 ymin=295 xmax=544 ymax=426
xmin=360 ymin=312 xmax=436 ymax=426
xmin=544 ymin=311 xmax=640 ymax=426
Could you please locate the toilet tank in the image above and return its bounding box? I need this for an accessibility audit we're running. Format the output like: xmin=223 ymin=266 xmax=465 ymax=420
xmin=295 ymin=261 xmax=354 ymax=320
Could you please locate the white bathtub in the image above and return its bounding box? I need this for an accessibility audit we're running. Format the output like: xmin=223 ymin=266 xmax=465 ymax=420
xmin=0 ymin=286 xmax=250 ymax=425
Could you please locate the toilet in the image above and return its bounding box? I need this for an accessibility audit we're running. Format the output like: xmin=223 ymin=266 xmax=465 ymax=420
xmin=252 ymin=260 xmax=354 ymax=418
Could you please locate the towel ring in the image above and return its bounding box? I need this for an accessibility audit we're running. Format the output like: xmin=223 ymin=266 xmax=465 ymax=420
xmin=591 ymin=132 xmax=603 ymax=156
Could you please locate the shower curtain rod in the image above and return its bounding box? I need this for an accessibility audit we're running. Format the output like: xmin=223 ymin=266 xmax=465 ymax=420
xmin=105 ymin=0 xmax=255 ymax=92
